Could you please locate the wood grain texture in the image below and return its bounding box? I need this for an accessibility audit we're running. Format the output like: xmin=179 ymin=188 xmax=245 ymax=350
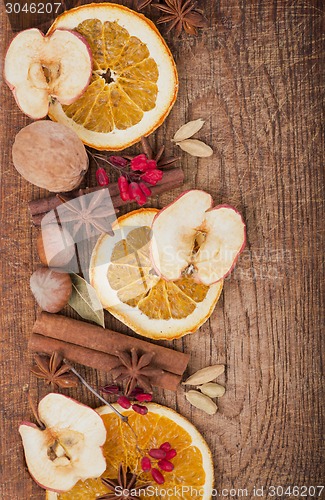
xmin=0 ymin=0 xmax=324 ymax=498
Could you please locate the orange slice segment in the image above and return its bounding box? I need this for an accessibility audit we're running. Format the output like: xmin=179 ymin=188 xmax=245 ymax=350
xmin=119 ymin=78 xmax=158 ymax=112
xmin=119 ymin=58 xmax=159 ymax=82
xmin=112 ymin=36 xmax=150 ymax=72
xmin=63 ymin=77 xmax=106 ymax=125
xmin=83 ymin=80 xmax=114 ymax=134
xmin=109 ymin=83 xmax=144 ymax=129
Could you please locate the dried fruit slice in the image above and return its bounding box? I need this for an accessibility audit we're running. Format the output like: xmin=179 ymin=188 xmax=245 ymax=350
xmin=47 ymin=4 xmax=178 ymax=150
xmin=46 ymin=403 xmax=213 ymax=500
xmin=4 ymin=29 xmax=92 ymax=119
xmin=89 ymin=209 xmax=223 ymax=340
xmin=151 ymin=190 xmax=246 ymax=285
xmin=19 ymin=394 xmax=106 ymax=492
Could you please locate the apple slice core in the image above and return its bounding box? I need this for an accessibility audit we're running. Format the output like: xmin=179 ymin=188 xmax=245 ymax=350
xmin=19 ymin=394 xmax=106 ymax=492
xmin=150 ymin=190 xmax=246 ymax=285
xmin=4 ymin=28 xmax=92 ymax=119
xmin=151 ymin=190 xmax=213 ymax=281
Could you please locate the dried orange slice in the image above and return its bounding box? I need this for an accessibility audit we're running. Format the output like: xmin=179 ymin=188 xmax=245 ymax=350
xmin=90 ymin=209 xmax=223 ymax=340
xmin=46 ymin=403 xmax=214 ymax=500
xmin=47 ymin=3 xmax=178 ymax=150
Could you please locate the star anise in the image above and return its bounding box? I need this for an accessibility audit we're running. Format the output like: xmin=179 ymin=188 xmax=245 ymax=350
xmin=31 ymin=352 xmax=79 ymax=389
xmin=136 ymin=0 xmax=162 ymax=9
xmin=56 ymin=189 xmax=116 ymax=242
xmin=141 ymin=136 xmax=179 ymax=168
xmin=153 ymin=0 xmax=208 ymax=36
xmin=99 ymin=464 xmax=151 ymax=499
xmin=111 ymin=348 xmax=164 ymax=396
xmin=124 ymin=136 xmax=178 ymax=169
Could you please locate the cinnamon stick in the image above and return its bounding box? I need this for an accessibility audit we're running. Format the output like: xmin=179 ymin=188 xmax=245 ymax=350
xmin=29 ymin=167 xmax=184 ymax=226
xmin=29 ymin=312 xmax=190 ymax=391
xmin=29 ymin=334 xmax=181 ymax=392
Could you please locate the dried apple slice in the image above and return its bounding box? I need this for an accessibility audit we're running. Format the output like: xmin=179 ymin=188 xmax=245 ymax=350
xmin=19 ymin=394 xmax=106 ymax=492
xmin=151 ymin=190 xmax=246 ymax=285
xmin=4 ymin=28 xmax=92 ymax=119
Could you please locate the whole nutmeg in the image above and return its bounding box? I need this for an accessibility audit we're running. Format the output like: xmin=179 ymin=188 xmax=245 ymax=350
xmin=37 ymin=225 xmax=75 ymax=269
xmin=12 ymin=121 xmax=89 ymax=192
xmin=30 ymin=268 xmax=72 ymax=313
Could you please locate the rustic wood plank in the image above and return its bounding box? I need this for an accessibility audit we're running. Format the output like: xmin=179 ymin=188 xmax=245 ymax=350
xmin=0 ymin=0 xmax=324 ymax=498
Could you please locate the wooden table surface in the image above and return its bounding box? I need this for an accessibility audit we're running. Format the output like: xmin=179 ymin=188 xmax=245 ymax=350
xmin=0 ymin=1 xmax=324 ymax=498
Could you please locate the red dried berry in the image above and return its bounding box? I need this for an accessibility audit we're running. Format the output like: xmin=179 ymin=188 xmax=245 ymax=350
xmin=146 ymin=159 xmax=157 ymax=170
xmin=117 ymin=396 xmax=131 ymax=409
xmin=129 ymin=182 xmax=147 ymax=206
xmin=129 ymin=387 xmax=144 ymax=398
xmin=128 ymin=182 xmax=137 ymax=200
xmin=151 ymin=468 xmax=165 ymax=485
xmin=119 ymin=190 xmax=130 ymax=201
xmin=109 ymin=156 xmax=128 ymax=167
xmin=118 ymin=176 xmax=130 ymax=201
xmin=132 ymin=404 xmax=148 ymax=415
xmin=165 ymin=449 xmax=177 ymax=460
xmin=131 ymin=154 xmax=158 ymax=172
xmin=101 ymin=385 xmax=120 ymax=395
xmin=135 ymin=393 xmax=153 ymax=402
xmin=141 ymin=169 xmax=163 ymax=186
xmin=96 ymin=168 xmax=109 ymax=186
xmin=149 ymin=448 xmax=166 ymax=459
xmin=158 ymin=459 xmax=174 ymax=472
xmin=131 ymin=154 xmax=148 ymax=171
xmin=141 ymin=457 xmax=152 ymax=472
xmin=160 ymin=442 xmax=171 ymax=452
xmin=136 ymin=192 xmax=148 ymax=206
xmin=139 ymin=182 xmax=152 ymax=197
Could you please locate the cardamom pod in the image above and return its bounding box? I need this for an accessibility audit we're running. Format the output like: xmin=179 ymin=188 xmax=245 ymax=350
xmin=185 ymin=390 xmax=218 ymax=415
xmin=176 ymin=139 xmax=213 ymax=157
xmin=173 ymin=119 xmax=205 ymax=143
xmin=183 ymin=364 xmax=225 ymax=386
xmin=199 ymin=383 xmax=226 ymax=398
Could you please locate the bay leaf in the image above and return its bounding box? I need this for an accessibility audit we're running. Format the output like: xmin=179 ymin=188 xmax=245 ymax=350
xmin=69 ymin=273 xmax=105 ymax=328
xmin=173 ymin=118 xmax=205 ymax=142
xmin=177 ymin=139 xmax=213 ymax=157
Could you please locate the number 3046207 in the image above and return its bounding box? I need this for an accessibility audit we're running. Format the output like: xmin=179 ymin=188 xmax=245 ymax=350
xmin=5 ymin=3 xmax=62 ymax=14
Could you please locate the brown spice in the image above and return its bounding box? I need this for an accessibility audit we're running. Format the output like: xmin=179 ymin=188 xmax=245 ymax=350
xmin=153 ymin=0 xmax=208 ymax=36
xmin=30 ymin=312 xmax=190 ymax=392
xmin=140 ymin=136 xmax=179 ymax=168
xmin=99 ymin=464 xmax=151 ymax=499
xmin=136 ymin=0 xmax=158 ymax=9
xmin=123 ymin=136 xmax=179 ymax=169
xmin=31 ymin=352 xmax=79 ymax=389
xmin=111 ymin=348 xmax=163 ymax=396
xmin=56 ymin=189 xmax=116 ymax=241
